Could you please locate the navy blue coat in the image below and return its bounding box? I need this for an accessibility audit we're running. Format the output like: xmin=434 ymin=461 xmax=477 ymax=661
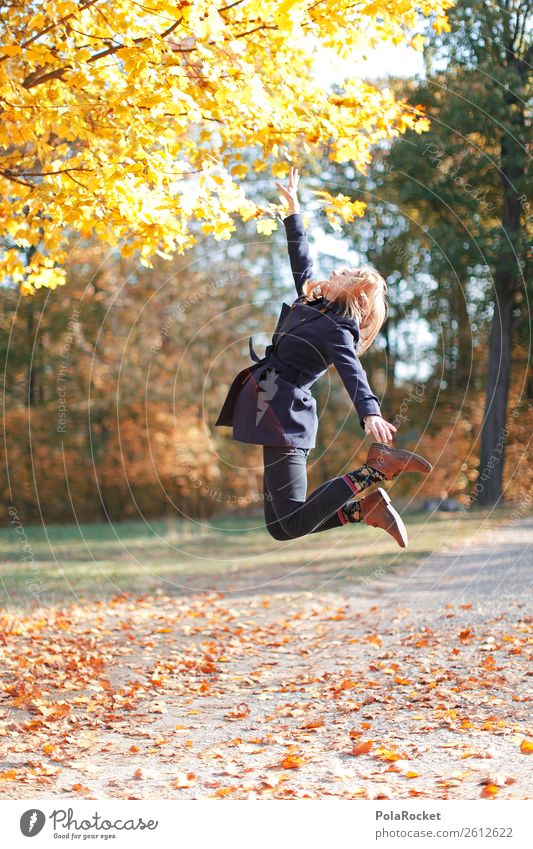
xmin=214 ymin=212 xmax=382 ymax=448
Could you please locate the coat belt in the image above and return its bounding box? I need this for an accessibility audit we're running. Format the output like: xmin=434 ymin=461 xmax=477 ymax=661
xmin=248 ymin=336 xmax=313 ymax=387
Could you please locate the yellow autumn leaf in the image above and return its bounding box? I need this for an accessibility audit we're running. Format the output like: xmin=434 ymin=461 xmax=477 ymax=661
xmin=0 ymin=45 xmax=21 ymax=56
xmin=433 ymin=14 xmax=452 ymax=34
xmin=409 ymin=34 xmax=426 ymax=51
xmin=256 ymin=218 xmax=278 ymax=236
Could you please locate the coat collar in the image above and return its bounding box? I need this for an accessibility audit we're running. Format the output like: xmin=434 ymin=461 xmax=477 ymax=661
xmin=296 ymin=294 xmax=359 ymax=332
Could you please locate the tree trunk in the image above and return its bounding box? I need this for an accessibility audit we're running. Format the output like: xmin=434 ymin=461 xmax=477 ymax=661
xmin=477 ymin=293 xmax=514 ymax=505
xmin=27 ymin=299 xmax=36 ymax=407
xmin=455 ymin=278 xmax=471 ymax=391
xmin=25 ymin=246 xmax=38 ymax=408
xmin=476 ymin=86 xmax=524 ymax=505
xmin=382 ymin=318 xmax=395 ymax=387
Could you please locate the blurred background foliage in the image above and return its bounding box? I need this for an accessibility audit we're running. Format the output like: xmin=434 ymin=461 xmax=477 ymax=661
xmin=1 ymin=0 xmax=531 ymax=525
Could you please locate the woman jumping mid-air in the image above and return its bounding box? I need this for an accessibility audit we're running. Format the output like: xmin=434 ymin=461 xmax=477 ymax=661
xmin=215 ymin=165 xmax=432 ymax=547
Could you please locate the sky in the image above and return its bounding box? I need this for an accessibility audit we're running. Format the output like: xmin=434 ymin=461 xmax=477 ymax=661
xmin=357 ymin=42 xmax=426 ymax=79
xmin=314 ymin=40 xmax=426 ymax=85
xmin=308 ymin=40 xmax=433 ymax=382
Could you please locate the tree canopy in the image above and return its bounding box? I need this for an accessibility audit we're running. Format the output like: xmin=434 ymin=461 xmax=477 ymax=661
xmin=0 ymin=0 xmax=452 ymax=293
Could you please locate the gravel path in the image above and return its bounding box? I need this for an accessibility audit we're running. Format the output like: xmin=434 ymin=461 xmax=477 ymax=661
xmin=356 ymin=514 xmax=532 ymax=609
xmin=1 ymin=514 xmax=531 ymax=800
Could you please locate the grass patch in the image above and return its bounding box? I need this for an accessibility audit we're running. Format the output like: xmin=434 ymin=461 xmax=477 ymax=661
xmin=0 ymin=506 xmax=523 ymax=608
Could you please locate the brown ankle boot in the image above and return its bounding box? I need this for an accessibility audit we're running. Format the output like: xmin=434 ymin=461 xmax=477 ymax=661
xmin=359 ymin=488 xmax=408 ymax=548
xmin=366 ymin=442 xmax=432 ymax=481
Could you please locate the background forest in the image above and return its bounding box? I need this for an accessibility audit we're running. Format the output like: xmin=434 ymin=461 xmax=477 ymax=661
xmin=1 ymin=0 xmax=531 ymax=526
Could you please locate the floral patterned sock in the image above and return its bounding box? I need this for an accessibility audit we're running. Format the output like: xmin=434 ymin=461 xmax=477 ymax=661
xmin=336 ymin=464 xmax=387 ymax=526
xmin=338 ymin=499 xmax=362 ymax=524
xmin=342 ymin=464 xmax=386 ymax=496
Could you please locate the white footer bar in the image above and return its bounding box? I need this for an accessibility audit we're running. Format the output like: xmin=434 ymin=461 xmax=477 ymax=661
xmin=3 ymin=799 xmax=532 ymax=849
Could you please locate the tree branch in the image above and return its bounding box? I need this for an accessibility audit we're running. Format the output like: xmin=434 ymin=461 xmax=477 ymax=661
xmin=233 ymin=23 xmax=278 ymax=39
xmin=0 ymin=0 xmax=102 ymax=63
xmin=218 ymin=0 xmax=247 ymax=11
xmin=21 ymin=17 xmax=183 ymax=89
xmin=22 ymin=66 xmax=72 ymax=89
xmin=6 ymin=167 xmax=92 ymax=177
xmin=0 ymin=169 xmax=35 ymax=187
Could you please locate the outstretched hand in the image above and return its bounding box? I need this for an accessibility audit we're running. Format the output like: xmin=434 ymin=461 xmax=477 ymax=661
xmin=275 ymin=165 xmax=300 ymax=215
xmin=364 ymin=415 xmax=397 ymax=445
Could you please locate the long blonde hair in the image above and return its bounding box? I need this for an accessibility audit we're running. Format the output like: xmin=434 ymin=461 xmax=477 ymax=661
xmin=302 ymin=265 xmax=388 ymax=354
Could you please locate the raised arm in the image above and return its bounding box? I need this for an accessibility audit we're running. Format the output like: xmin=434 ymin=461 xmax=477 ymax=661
xmin=323 ymin=321 xmax=397 ymax=444
xmin=283 ymin=213 xmax=314 ymax=296
xmin=275 ymin=166 xmax=314 ymax=296
xmin=324 ymin=322 xmax=381 ymax=429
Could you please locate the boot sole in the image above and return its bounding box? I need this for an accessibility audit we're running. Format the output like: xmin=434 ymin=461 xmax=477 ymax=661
xmin=366 ymin=488 xmax=408 ymax=548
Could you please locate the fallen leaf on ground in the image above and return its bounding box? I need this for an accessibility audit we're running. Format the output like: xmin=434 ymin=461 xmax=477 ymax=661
xmin=352 ymin=740 xmax=374 ymax=756
xmin=280 ymin=754 xmax=304 ymax=769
